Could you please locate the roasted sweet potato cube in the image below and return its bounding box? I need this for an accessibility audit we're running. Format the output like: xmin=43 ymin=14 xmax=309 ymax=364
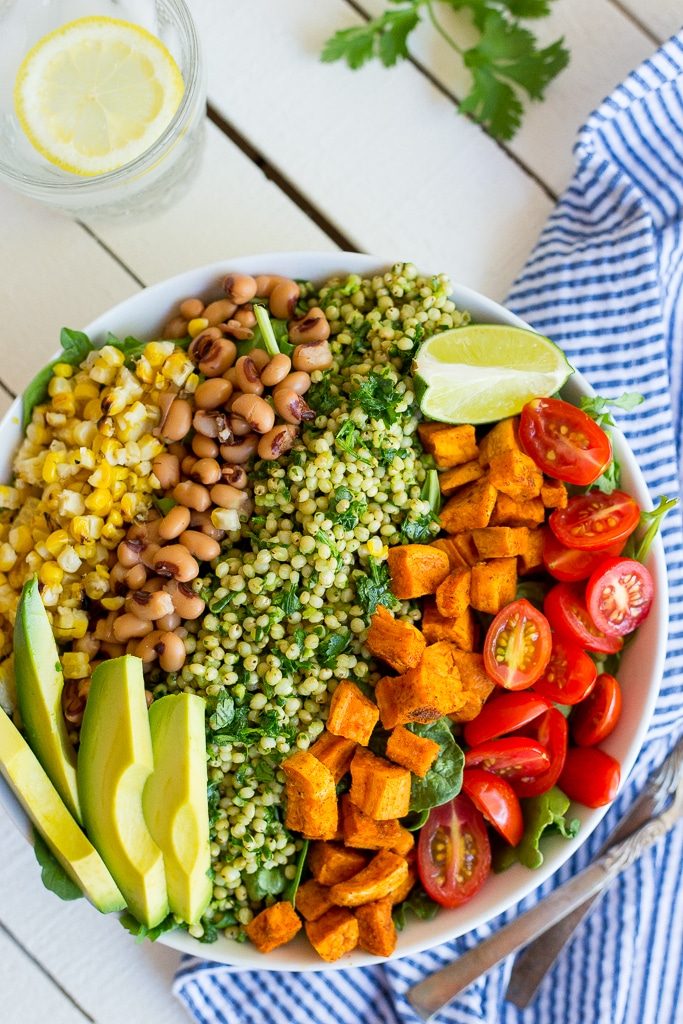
xmin=295 ymin=879 xmax=335 ymax=922
xmin=305 ymin=907 xmax=359 ymax=962
xmin=388 ymin=861 xmax=417 ymax=905
xmin=490 ymin=493 xmax=545 ymax=528
xmin=439 ymin=460 xmax=484 ymax=495
xmin=417 ymin=422 xmax=450 ymax=445
xmin=421 ymin=600 xmax=477 ymax=651
xmin=419 ymin=423 xmax=478 ymax=468
xmin=448 ymin=652 xmax=495 ymax=723
xmin=478 ymin=417 xmax=521 ymax=466
xmin=472 ymin=526 xmax=530 ymax=559
xmin=391 ymin=827 xmax=415 ymax=857
xmin=309 ymin=842 xmax=368 ymax=885
xmin=435 ymin=568 xmax=471 ymax=618
xmin=431 ymin=536 xmax=470 ymax=570
xmin=246 ymin=901 xmax=302 ymax=953
xmin=439 ymin=479 xmax=498 ymax=534
xmin=366 ymin=605 xmax=427 ymax=673
xmin=386 ymin=725 xmax=440 ymax=778
xmin=470 ymin=558 xmax=517 ymax=614
xmin=387 ymin=544 xmax=450 ymax=599
xmin=326 ymin=680 xmax=379 ymax=746
xmin=283 ymin=751 xmax=338 ymax=840
xmin=355 ymin=899 xmax=397 ymax=957
xmin=518 ymin=527 xmax=545 ymax=575
xmin=541 ymin=478 xmax=568 ymax=509
xmin=375 ymin=641 xmax=465 ymax=729
xmin=329 ymin=850 xmax=409 ymax=907
xmin=309 ymin=732 xmax=356 ymax=784
xmin=451 ymin=531 xmax=480 ymax=565
xmin=489 ymin=450 xmax=543 ymax=502
xmin=341 ymin=794 xmax=403 ymax=849
xmin=349 ymin=747 xmax=411 ymax=820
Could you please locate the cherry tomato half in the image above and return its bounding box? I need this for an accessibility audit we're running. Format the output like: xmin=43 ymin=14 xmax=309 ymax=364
xmin=519 ymin=397 xmax=612 ymax=486
xmin=533 ymin=636 xmax=597 ymax=705
xmin=558 ymin=747 xmax=621 ymax=807
xmin=543 ymin=528 xmax=625 ymax=583
xmin=586 ymin=557 xmax=654 ymax=637
xmin=544 ymin=582 xmax=623 ymax=655
xmin=462 ymin=768 xmax=524 ymax=846
xmin=463 ymin=691 xmax=551 ymax=747
xmin=514 ymin=707 xmax=568 ymax=799
xmin=550 ymin=491 xmax=641 ymax=551
xmin=572 ymin=673 xmax=623 ymax=747
xmin=464 ymin=737 xmax=550 ymax=785
xmin=484 ymin=599 xmax=552 ymax=690
xmin=417 ymin=794 xmax=491 ymax=908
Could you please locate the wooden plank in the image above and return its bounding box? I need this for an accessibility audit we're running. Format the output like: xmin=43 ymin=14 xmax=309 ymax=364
xmin=360 ymin=0 xmax=658 ymax=196
xmin=0 ymin=821 xmax=188 ymax=1024
xmin=193 ymin=0 xmax=554 ymax=300
xmin=87 ymin=120 xmax=334 ymax=290
xmin=0 ymin=925 xmax=89 ymax=1024
xmin=616 ymin=0 xmax=682 ymax=42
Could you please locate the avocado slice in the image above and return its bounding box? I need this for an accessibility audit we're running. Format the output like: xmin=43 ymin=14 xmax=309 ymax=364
xmin=78 ymin=656 xmax=169 ymax=928
xmin=0 ymin=706 xmax=125 ymax=913
xmin=14 ymin=578 xmax=81 ymax=822
xmin=143 ymin=694 xmax=212 ymax=924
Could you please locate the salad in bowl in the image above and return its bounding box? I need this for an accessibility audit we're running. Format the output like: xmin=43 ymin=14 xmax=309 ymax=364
xmin=0 ymin=253 xmax=671 ymax=970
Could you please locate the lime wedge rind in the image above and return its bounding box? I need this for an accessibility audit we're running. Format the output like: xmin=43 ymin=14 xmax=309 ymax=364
xmin=414 ymin=324 xmax=573 ymax=425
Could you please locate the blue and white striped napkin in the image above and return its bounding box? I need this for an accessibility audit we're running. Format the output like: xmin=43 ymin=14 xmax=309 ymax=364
xmin=174 ymin=31 xmax=683 ymax=1024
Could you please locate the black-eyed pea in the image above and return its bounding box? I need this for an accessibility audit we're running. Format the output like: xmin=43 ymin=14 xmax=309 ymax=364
xmin=189 ymin=510 xmax=225 ymax=540
xmin=160 ymin=398 xmax=193 ymax=442
xmin=157 ymin=632 xmax=187 ymax=673
xmin=188 ymin=326 xmax=222 ymax=359
xmin=141 ymin=576 xmax=164 ymax=593
xmin=257 ymin=424 xmax=298 ymax=461
xmin=156 ymin=611 xmax=181 ymax=632
xmin=249 ymin=348 xmax=271 ymax=371
xmin=269 ymin=278 xmax=300 ymax=320
xmin=179 ymin=298 xmax=205 ymax=320
xmin=273 ymin=371 xmax=311 ymax=395
xmin=125 ymin=564 xmax=148 ymax=590
xmin=261 ymin=353 xmax=291 ymax=386
xmin=223 ymin=367 xmax=239 ymax=387
xmin=162 ymin=315 xmax=189 ymax=340
xmin=292 ymin=339 xmax=333 ymax=373
xmin=229 ymin=414 xmax=253 ymax=438
xmin=231 ymin=393 xmax=275 ymax=434
xmin=165 ymin=579 xmax=206 ymax=619
xmin=158 ymin=505 xmax=192 ymax=541
xmin=117 ymin=537 xmax=144 ymax=568
xmin=221 ymin=319 xmax=253 ymax=342
xmin=223 ymin=273 xmax=258 ymax=305
xmin=203 ymin=298 xmax=237 ymax=326
xmin=179 ymin=529 xmax=221 ymax=562
xmin=136 ymin=630 xmax=165 ymax=664
xmin=190 ymin=334 xmax=237 ymax=377
xmin=192 ymin=434 xmax=220 ymax=458
xmin=172 ymin=481 xmax=212 ymax=512
xmin=210 ymin=483 xmax=250 ymax=510
xmin=182 ymin=454 xmax=198 ymax=477
xmin=126 ymin=589 xmax=175 ymax=622
xmin=288 ymin=307 xmax=330 ymax=344
xmin=234 ymin=305 xmax=256 ymax=329
xmin=190 ymin=457 xmax=222 ymax=486
xmin=220 ymin=465 xmax=248 ymax=489
xmin=234 ymin=356 xmax=264 ymax=395
xmin=254 ymin=274 xmax=282 ymax=297
xmin=193 ymin=409 xmax=233 ymax=442
xmin=113 ymin=614 xmax=154 ymax=643
xmin=220 ymin=434 xmax=259 ymax=464
xmin=141 ymin=542 xmax=162 ymax=570
xmin=109 ymin=562 xmax=128 ymax=593
xmin=153 ymin=544 xmax=200 ymax=583
xmin=194 ymin=377 xmax=233 ymax=410
xmin=273 ymin=388 xmax=316 ymax=425
xmin=73 ymin=634 xmax=100 ymax=658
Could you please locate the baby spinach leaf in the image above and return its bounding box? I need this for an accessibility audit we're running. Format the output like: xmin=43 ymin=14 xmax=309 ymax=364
xmin=494 ymin=786 xmax=580 ymax=871
xmin=406 ymin=719 xmax=464 ymax=813
xmin=120 ymin=911 xmax=176 ymax=943
xmin=32 ymin=829 xmax=82 ymax=902
xmin=22 ymin=328 xmax=96 ymax=429
xmin=393 ymin=885 xmax=439 ymax=931
xmin=402 ymin=808 xmax=430 ymax=832
xmin=284 ymin=839 xmax=310 ymax=904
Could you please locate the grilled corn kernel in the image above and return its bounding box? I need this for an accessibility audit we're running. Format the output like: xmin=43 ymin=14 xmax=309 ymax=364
xmin=45 ymin=529 xmax=70 ymax=557
xmin=0 ymin=487 xmax=20 ymax=510
xmin=73 ymin=379 xmax=100 ymax=402
xmin=88 ymin=463 xmax=112 ymax=488
xmin=101 ymin=523 xmax=125 ymax=545
xmin=106 ymin=508 xmax=123 ymax=528
xmin=42 ymin=452 xmax=65 ymax=484
xmin=212 ymin=508 xmax=240 ymax=532
xmin=188 ymin=317 xmax=209 ymax=338
xmin=71 ymin=516 xmax=104 ymax=543
xmin=58 ymin=490 xmax=86 ymax=517
xmin=144 ymin=341 xmax=175 ymax=367
xmin=83 ymin=399 xmax=102 ymax=421
xmin=57 ymin=546 xmax=82 ymax=574
xmin=52 ymin=363 xmax=75 ymax=379
xmin=39 ymin=561 xmax=64 ymax=587
xmin=84 ymin=572 xmax=109 ymax=601
xmin=85 ymin=489 xmax=113 ymax=516
xmin=0 ymin=545 xmax=17 ymax=573
xmin=9 ymin=525 xmax=33 ymax=555
xmin=120 ymin=493 xmax=138 ymax=518
xmin=62 ymin=652 xmax=90 ymax=679
xmin=101 ymin=596 xmax=125 ymax=611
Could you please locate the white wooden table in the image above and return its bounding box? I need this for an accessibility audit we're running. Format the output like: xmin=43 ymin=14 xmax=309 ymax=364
xmin=0 ymin=2 xmax=681 ymax=1021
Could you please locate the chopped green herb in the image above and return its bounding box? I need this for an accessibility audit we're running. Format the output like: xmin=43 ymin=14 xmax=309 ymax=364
xmin=329 ymin=486 xmax=367 ymax=531
xmin=272 ymin=582 xmax=301 ymax=615
xmin=335 ymin=420 xmax=373 ymax=464
xmin=318 ymin=631 xmax=351 ymax=667
xmin=355 ymin=556 xmax=398 ymax=616
xmin=350 ymin=370 xmax=405 ymax=424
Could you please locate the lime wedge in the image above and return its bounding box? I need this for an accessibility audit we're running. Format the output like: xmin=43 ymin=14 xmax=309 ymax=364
xmin=414 ymin=324 xmax=573 ymax=424
xmin=14 ymin=17 xmax=184 ymax=177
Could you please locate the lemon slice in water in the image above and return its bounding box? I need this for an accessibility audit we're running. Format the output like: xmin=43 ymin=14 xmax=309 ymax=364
xmin=14 ymin=16 xmax=184 ymax=177
xmin=414 ymin=324 xmax=573 ymax=424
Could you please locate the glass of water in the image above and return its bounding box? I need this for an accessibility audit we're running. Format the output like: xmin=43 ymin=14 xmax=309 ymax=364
xmin=0 ymin=0 xmax=206 ymax=218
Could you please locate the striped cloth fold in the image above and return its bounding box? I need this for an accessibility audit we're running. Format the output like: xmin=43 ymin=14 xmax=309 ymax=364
xmin=174 ymin=31 xmax=683 ymax=1024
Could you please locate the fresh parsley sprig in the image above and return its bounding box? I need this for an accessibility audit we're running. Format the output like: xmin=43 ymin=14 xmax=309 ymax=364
xmin=579 ymin=392 xmax=645 ymax=495
xmin=321 ymin=0 xmax=569 ymax=141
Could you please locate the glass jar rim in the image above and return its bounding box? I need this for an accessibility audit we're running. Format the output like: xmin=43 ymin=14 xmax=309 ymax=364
xmin=0 ymin=0 xmax=203 ymax=193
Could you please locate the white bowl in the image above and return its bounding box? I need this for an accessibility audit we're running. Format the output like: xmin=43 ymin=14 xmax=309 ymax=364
xmin=0 ymin=252 xmax=668 ymax=971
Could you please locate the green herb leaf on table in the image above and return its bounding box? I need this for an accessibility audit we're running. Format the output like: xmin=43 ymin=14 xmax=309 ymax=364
xmin=356 ymin=556 xmax=398 ymax=616
xmin=494 ymin=785 xmax=579 ymax=871
xmin=406 ymin=719 xmax=465 ymax=812
xmin=32 ymin=829 xmax=82 ymax=902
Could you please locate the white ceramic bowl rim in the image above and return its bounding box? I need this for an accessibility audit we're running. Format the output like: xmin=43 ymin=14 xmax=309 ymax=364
xmin=0 ymin=252 xmax=668 ymax=971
